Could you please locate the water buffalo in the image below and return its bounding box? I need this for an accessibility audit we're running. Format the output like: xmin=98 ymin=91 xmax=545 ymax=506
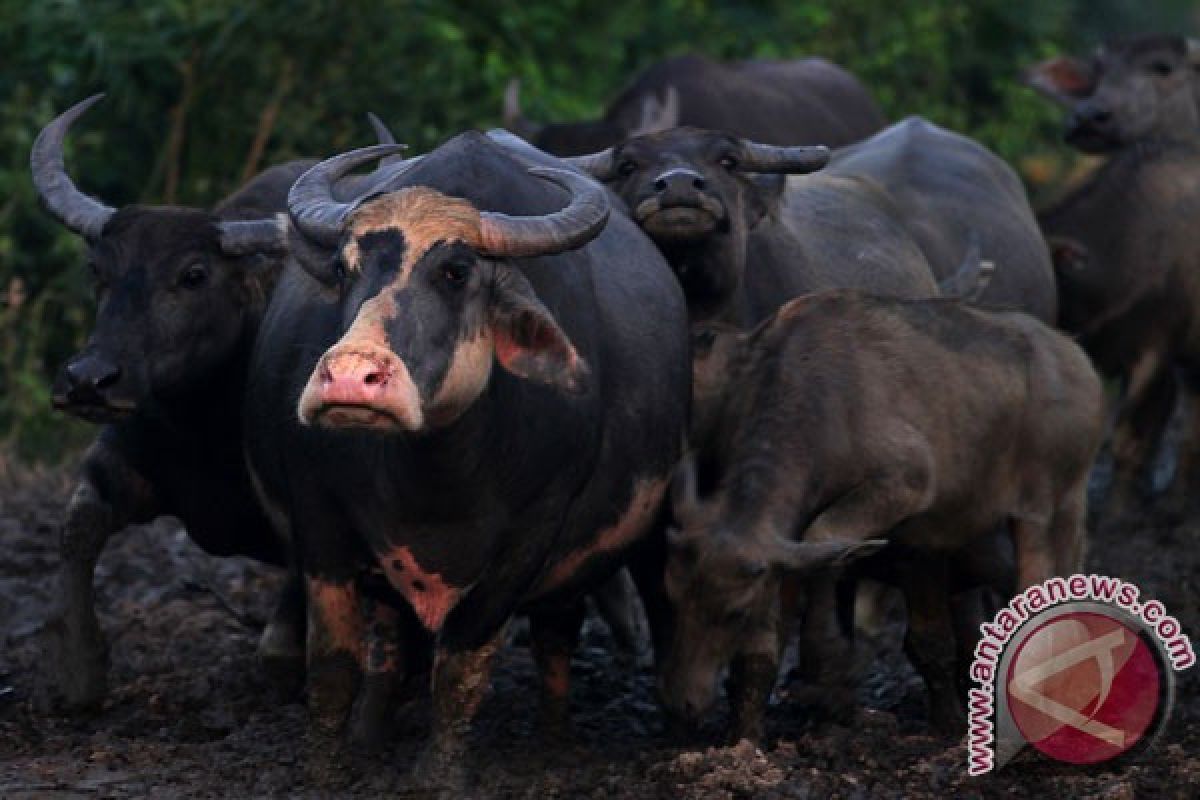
xmin=1028 ymin=34 xmax=1200 ymax=517
xmin=28 ymin=96 xmax=403 ymax=709
xmin=504 ymin=54 xmax=886 ymax=156
xmin=562 ymin=122 xmax=1025 ymax=326
xmin=244 ymin=133 xmax=689 ymax=788
xmin=827 ymin=117 xmax=1056 ymax=323
xmin=667 ymin=291 xmax=1104 ymax=742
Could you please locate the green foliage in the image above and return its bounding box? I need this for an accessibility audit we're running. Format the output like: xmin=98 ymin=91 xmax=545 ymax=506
xmin=0 ymin=0 xmax=1195 ymax=460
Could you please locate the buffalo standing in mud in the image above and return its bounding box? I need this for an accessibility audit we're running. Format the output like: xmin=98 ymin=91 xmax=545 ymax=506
xmin=30 ymin=95 xmax=320 ymax=708
xmin=1028 ymin=34 xmax=1200 ymax=518
xmin=505 ymin=54 xmax=886 ymax=156
xmin=244 ymin=134 xmax=689 ymax=788
xmin=667 ymin=291 xmax=1105 ymax=741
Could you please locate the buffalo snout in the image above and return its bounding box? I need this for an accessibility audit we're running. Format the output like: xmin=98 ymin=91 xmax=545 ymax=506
xmin=52 ymin=352 xmax=134 ymax=421
xmin=299 ymin=347 xmax=423 ymax=431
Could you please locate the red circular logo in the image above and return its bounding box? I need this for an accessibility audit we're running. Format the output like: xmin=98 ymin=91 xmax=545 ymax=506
xmin=1005 ymin=611 xmax=1162 ymax=764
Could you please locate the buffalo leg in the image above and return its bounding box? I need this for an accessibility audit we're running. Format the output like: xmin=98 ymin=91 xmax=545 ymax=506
xmin=1108 ymin=350 xmax=1176 ymax=520
xmin=529 ymin=602 xmax=585 ymax=735
xmin=413 ymin=632 xmax=504 ymax=792
xmin=1163 ymin=367 xmax=1200 ymax=515
xmin=900 ymin=557 xmax=963 ymax=734
xmin=1011 ymin=516 xmax=1056 ymax=590
xmin=627 ymin=521 xmax=674 ymax=669
xmin=258 ymin=564 xmax=307 ymax=699
xmin=48 ymin=446 xmax=155 ymax=710
xmin=592 ymin=568 xmax=645 ymax=665
xmin=348 ymin=595 xmax=403 ymax=750
xmin=48 ymin=478 xmax=115 ymax=709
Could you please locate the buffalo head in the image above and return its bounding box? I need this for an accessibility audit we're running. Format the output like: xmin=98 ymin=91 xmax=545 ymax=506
xmin=31 ymin=95 xmax=287 ymax=421
xmin=288 ymin=145 xmax=608 ymax=433
xmin=1025 ymin=35 xmax=1200 ymax=152
xmin=564 ymin=128 xmax=828 ymax=318
xmin=660 ymin=454 xmax=884 ymax=722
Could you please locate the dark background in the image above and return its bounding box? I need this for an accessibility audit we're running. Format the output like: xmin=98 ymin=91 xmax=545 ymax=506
xmin=1 ymin=0 xmax=1196 ymax=459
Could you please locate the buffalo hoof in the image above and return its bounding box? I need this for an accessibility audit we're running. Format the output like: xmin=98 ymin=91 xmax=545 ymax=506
xmin=348 ymin=674 xmax=396 ymax=751
xmin=257 ymin=621 xmax=306 ymax=700
xmin=303 ymin=729 xmax=355 ymax=789
xmin=410 ymin=744 xmax=468 ymax=797
xmin=928 ymin=698 xmax=966 ymax=738
xmin=43 ymin=611 xmax=109 ymax=711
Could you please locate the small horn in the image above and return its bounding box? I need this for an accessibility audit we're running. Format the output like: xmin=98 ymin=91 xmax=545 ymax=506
xmin=478 ymin=167 xmax=609 ymax=257
xmin=30 ymin=94 xmax=115 ymax=239
xmin=366 ymin=111 xmax=395 ymax=144
xmin=739 ymin=141 xmax=831 ymax=174
xmin=503 ymin=79 xmax=523 ymax=129
xmin=217 ymin=215 xmax=287 ymax=256
xmin=287 ymin=143 xmax=406 ymax=247
xmin=563 ymin=148 xmax=616 ymax=181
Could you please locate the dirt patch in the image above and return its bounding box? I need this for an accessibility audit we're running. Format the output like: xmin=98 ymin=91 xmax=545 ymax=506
xmin=1 ymin=465 xmax=1197 ymax=799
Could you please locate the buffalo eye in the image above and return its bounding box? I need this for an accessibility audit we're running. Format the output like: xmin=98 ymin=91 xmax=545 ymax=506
xmin=617 ymin=158 xmax=638 ymax=177
xmin=718 ymin=153 xmax=739 ymax=170
xmin=441 ymin=261 xmax=469 ymax=289
xmin=179 ymin=263 xmax=209 ymax=289
xmin=1150 ymin=61 xmax=1173 ymax=77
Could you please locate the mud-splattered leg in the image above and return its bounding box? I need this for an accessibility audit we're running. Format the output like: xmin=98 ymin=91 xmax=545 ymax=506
xmin=48 ymin=478 xmax=115 ymax=710
xmin=412 ymin=632 xmax=504 ymax=793
xmin=1108 ymin=350 xmax=1176 ymax=521
xmin=529 ymin=601 xmax=586 ymax=736
xmin=900 ymin=557 xmax=963 ymax=735
xmin=348 ymin=594 xmax=403 ymax=750
xmin=258 ymin=564 xmax=307 ymax=699
xmin=47 ymin=444 xmax=156 ymax=711
xmin=303 ymin=576 xmax=363 ymax=787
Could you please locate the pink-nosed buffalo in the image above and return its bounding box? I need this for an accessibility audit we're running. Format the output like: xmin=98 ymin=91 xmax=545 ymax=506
xmin=244 ymin=133 xmax=689 ymax=788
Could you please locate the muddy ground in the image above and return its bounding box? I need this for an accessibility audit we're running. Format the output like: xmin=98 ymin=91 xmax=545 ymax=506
xmin=0 ymin=458 xmax=1197 ymax=799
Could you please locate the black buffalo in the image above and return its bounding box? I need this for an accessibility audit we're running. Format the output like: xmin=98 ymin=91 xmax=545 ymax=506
xmin=563 ymin=119 xmax=1054 ymax=326
xmin=30 ymin=95 xmax=363 ymax=709
xmin=1028 ymin=34 xmax=1200 ymax=517
xmin=504 ymin=54 xmax=886 ymax=156
xmin=244 ymin=132 xmax=689 ymax=787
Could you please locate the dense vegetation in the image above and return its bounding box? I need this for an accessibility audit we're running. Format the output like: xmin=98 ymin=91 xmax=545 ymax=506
xmin=1 ymin=0 xmax=1194 ymax=459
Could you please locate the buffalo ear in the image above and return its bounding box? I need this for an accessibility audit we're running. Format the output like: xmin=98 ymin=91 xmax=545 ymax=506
xmin=744 ymin=173 xmax=787 ymax=228
xmin=770 ymin=537 xmax=887 ymax=573
xmin=489 ymin=266 xmax=589 ymax=393
xmin=1024 ymin=56 xmax=1095 ymax=106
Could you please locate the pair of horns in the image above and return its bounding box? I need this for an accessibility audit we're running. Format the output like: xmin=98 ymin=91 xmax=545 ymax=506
xmin=287 ymin=145 xmax=610 ymax=258
xmin=564 ymin=140 xmax=831 ymax=182
xmin=30 ymin=94 xmax=290 ymax=254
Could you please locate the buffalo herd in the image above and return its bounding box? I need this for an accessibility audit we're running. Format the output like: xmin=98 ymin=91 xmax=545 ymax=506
xmin=29 ymin=32 xmax=1200 ymax=790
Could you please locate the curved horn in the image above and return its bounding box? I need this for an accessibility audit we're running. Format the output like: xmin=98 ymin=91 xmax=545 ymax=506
xmin=365 ymin=112 xmax=408 ymax=167
xmin=366 ymin=111 xmax=395 ymax=144
xmin=30 ymin=94 xmax=115 ymax=239
xmin=287 ymin=143 xmax=406 ymax=247
xmin=562 ymin=148 xmax=616 ymax=181
xmin=738 ymin=141 xmax=831 ymax=174
xmin=218 ymin=216 xmax=287 ymax=255
xmin=478 ymin=167 xmax=609 ymax=257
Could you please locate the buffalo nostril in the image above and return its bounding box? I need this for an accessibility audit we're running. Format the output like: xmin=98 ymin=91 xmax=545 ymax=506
xmin=693 ymin=177 xmax=706 ymax=190
xmin=653 ymin=178 xmax=668 ymax=192
xmin=94 ymin=366 xmax=120 ymax=389
xmin=363 ymin=369 xmax=387 ymax=387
